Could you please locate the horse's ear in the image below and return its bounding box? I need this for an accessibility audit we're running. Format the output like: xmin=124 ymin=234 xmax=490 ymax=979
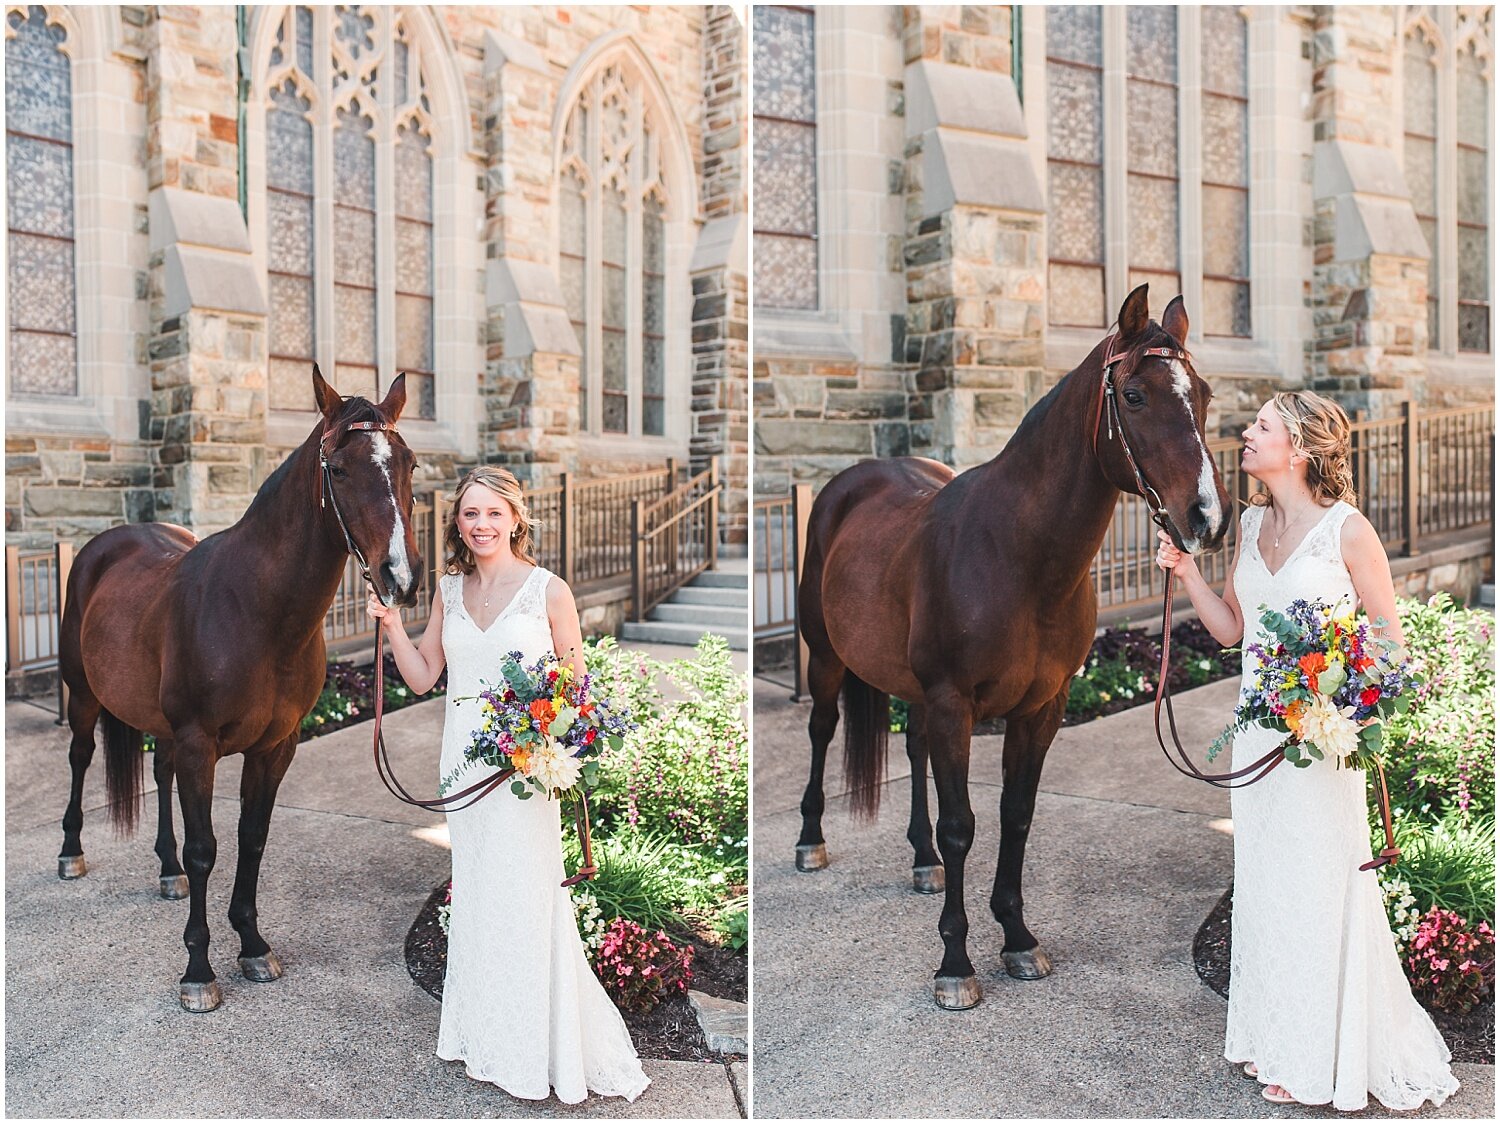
xmin=1162 ymin=295 xmax=1190 ymax=347
xmin=312 ymin=364 xmax=341 ymax=422
xmin=378 ymin=373 xmax=408 ymax=423
xmin=1117 ymin=284 xmax=1151 ymax=341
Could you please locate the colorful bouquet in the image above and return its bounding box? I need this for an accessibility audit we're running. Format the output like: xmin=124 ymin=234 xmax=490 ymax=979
xmin=438 ymin=650 xmax=633 ymax=801
xmin=1208 ymin=598 xmax=1419 ymax=769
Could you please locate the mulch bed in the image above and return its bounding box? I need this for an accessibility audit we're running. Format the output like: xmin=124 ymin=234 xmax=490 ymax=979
xmin=1193 ymin=884 xmax=1494 ymax=1065
xmin=405 ymin=881 xmax=747 ymax=1063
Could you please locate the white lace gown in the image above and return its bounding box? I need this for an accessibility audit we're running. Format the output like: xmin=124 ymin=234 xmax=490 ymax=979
xmin=434 ymin=566 xmax=650 ymax=1103
xmin=1224 ymin=502 xmax=1459 ymax=1111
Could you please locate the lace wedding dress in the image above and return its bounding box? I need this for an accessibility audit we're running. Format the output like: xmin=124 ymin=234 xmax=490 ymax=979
xmin=435 ymin=565 xmax=650 ymax=1103
xmin=1224 ymin=501 xmax=1459 ymax=1111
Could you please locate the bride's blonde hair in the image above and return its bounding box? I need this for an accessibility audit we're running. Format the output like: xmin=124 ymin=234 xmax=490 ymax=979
xmin=444 ymin=467 xmax=537 ymax=573
xmin=1249 ymin=391 xmax=1360 ymax=508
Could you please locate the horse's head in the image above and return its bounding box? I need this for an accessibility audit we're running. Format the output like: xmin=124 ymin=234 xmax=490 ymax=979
xmin=312 ymin=365 xmax=424 ymax=607
xmin=1091 ymin=285 xmax=1232 ymax=555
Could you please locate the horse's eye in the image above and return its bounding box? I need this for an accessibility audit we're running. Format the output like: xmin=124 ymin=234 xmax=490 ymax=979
xmin=1124 ymin=389 xmax=1145 ymax=407
xmin=329 ymin=464 xmax=348 ymax=479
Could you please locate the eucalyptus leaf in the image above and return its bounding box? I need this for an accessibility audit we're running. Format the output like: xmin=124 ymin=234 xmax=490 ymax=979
xmin=1317 ymin=665 xmax=1346 ymax=695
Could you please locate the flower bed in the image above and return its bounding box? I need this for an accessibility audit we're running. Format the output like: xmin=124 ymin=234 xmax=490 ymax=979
xmin=299 ymin=654 xmax=446 ymax=738
xmin=411 ymin=634 xmax=748 ymax=1048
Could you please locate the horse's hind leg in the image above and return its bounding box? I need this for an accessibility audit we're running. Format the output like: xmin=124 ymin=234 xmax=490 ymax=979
xmin=152 ymin=743 xmax=188 ymax=899
xmin=794 ymin=648 xmax=844 ymax=871
xmin=229 ymin=735 xmax=296 ymax=983
xmin=59 ymin=687 xmax=101 ymax=879
xmin=905 ymin=702 xmax=943 ymax=893
xmin=988 ymin=689 xmax=1066 ymax=981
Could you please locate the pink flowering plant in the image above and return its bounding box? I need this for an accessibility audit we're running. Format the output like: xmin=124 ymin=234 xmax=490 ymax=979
xmin=1209 ymin=598 xmax=1418 ymax=770
xmin=438 ymin=649 xmax=633 ymax=802
xmin=593 ymin=917 xmax=694 ymax=1014
xmin=1406 ymin=907 xmax=1494 ymax=1013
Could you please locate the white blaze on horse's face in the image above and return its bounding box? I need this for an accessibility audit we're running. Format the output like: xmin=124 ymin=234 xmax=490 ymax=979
xmin=369 ymin=432 xmax=413 ymax=595
xmin=1168 ymin=359 xmax=1223 ymax=554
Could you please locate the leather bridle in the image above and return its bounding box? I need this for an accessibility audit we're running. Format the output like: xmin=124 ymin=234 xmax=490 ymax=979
xmin=318 ymin=415 xmax=597 ymax=886
xmin=1091 ymin=336 xmax=1399 ymax=871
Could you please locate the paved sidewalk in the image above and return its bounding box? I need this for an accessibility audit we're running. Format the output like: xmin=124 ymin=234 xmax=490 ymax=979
xmin=5 ymin=634 xmax=748 ymax=1119
xmin=750 ymin=676 xmax=1493 ymax=1119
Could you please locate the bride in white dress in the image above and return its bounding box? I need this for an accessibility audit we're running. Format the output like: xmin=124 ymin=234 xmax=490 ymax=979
xmin=368 ymin=465 xmax=650 ymax=1104
xmin=1157 ymin=392 xmax=1458 ymax=1111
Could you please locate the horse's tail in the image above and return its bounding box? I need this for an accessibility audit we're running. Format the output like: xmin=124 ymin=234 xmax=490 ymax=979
xmin=842 ymin=672 xmax=889 ymax=821
xmin=100 ymin=710 xmax=144 ymax=835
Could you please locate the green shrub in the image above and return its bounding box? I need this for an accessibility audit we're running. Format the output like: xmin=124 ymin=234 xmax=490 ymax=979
xmin=590 ymin=635 xmax=747 ymax=854
xmin=712 ymin=896 xmax=749 ymax=950
xmin=1381 ymin=813 xmax=1495 ymax=928
xmin=1381 ymin=594 xmax=1494 ymax=823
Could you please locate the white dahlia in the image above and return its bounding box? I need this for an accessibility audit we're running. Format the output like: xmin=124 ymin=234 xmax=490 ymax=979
xmin=1298 ymin=694 xmax=1359 ymax=761
xmin=528 ymin=737 xmax=584 ymax=793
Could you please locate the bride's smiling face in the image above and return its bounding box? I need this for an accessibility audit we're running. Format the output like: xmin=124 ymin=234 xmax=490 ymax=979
xmin=455 ymin=483 xmax=519 ymax=560
xmin=1241 ymin=402 xmax=1303 ymax=481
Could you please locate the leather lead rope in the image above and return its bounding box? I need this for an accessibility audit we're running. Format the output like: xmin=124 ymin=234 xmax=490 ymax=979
xmin=319 ymin=414 xmax=595 ymax=885
xmin=1152 ymin=575 xmax=1400 ymax=871
xmin=368 ymin=620 xmax=598 ymax=886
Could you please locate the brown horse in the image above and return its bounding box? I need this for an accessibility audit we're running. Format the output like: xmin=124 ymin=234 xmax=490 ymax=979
xmin=57 ymin=367 xmax=421 ymax=1012
xmin=796 ymin=285 xmax=1232 ymax=1008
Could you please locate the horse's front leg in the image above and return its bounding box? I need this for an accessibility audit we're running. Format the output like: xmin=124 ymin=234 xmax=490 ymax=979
xmin=174 ymin=736 xmax=221 ymax=1012
xmin=904 ymin=702 xmax=943 ymax=893
xmin=228 ymin=735 xmax=296 ymax=983
xmin=989 ymin=689 xmax=1066 ymax=980
xmin=152 ymin=742 xmax=188 ymax=899
xmin=924 ymin=686 xmax=979 ymax=1009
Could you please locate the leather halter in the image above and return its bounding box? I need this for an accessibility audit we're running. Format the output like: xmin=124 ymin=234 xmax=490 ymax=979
xmin=1089 ymin=331 xmax=1189 ymax=532
xmin=319 ymin=418 xmax=396 ymax=587
xmin=317 ymin=414 xmax=597 ymax=883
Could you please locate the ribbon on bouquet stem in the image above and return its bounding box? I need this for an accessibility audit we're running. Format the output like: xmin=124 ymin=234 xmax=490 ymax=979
xmin=369 ymin=618 xmax=598 ymax=886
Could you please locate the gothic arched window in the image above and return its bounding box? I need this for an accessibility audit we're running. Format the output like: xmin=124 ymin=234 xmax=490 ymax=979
xmin=558 ymin=62 xmax=672 ymax=437
xmin=1455 ymin=34 xmax=1490 ymax=353
xmin=1403 ymin=24 xmax=1439 ymax=344
xmin=1201 ymin=6 xmax=1251 ymax=337
xmin=262 ymin=4 xmax=436 ymax=415
xmin=6 ymin=4 xmax=76 ymax=397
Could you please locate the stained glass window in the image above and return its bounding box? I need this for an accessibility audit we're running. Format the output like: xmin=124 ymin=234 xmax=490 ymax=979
xmin=264 ymin=5 xmax=439 ymax=414
xmin=1404 ymin=30 xmax=1440 ymax=345
xmin=6 ymin=5 xmax=77 ymax=397
xmin=559 ymin=60 xmax=674 ymax=438
xmin=1202 ymin=6 xmax=1251 ymax=337
xmin=1127 ymin=6 xmax=1179 ymax=321
xmin=753 ymin=5 xmax=817 ymax=311
xmin=1047 ymin=6 xmax=1105 ymax=328
xmin=395 ymin=125 xmax=434 ymax=420
xmin=1456 ymin=43 xmax=1489 ymax=353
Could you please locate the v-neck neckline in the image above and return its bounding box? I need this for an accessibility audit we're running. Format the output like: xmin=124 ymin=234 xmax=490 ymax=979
xmin=1253 ymin=502 xmax=1340 ymax=579
xmin=460 ymin=566 xmax=538 ymax=634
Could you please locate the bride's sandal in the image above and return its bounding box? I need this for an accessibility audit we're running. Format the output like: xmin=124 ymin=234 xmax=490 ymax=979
xmin=1262 ymin=1084 xmax=1297 ymax=1105
xmin=1242 ymin=1062 xmax=1259 ymax=1078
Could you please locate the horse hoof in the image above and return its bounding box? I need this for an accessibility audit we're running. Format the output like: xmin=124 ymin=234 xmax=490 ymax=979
xmin=795 ymin=843 xmax=829 ymax=872
xmin=159 ymin=874 xmax=189 ymax=899
xmin=1003 ymin=946 xmax=1053 ymax=980
xmin=912 ymin=864 xmax=945 ymax=894
xmin=58 ymin=854 xmax=87 ymax=880
xmin=239 ymin=952 xmax=283 ymax=983
xmin=179 ymin=980 xmax=222 ymax=1013
xmin=933 ymin=975 xmax=982 ymax=1010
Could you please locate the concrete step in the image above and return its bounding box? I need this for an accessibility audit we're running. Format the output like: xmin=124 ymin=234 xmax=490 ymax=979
xmin=619 ymin=619 xmax=747 ymax=650
xmin=692 ymin=570 xmax=749 ymax=589
xmin=671 ymin=586 xmax=746 ymax=608
xmin=650 ymin=603 xmax=746 ymax=628
xmin=1479 ymin=582 xmax=1495 ymax=608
